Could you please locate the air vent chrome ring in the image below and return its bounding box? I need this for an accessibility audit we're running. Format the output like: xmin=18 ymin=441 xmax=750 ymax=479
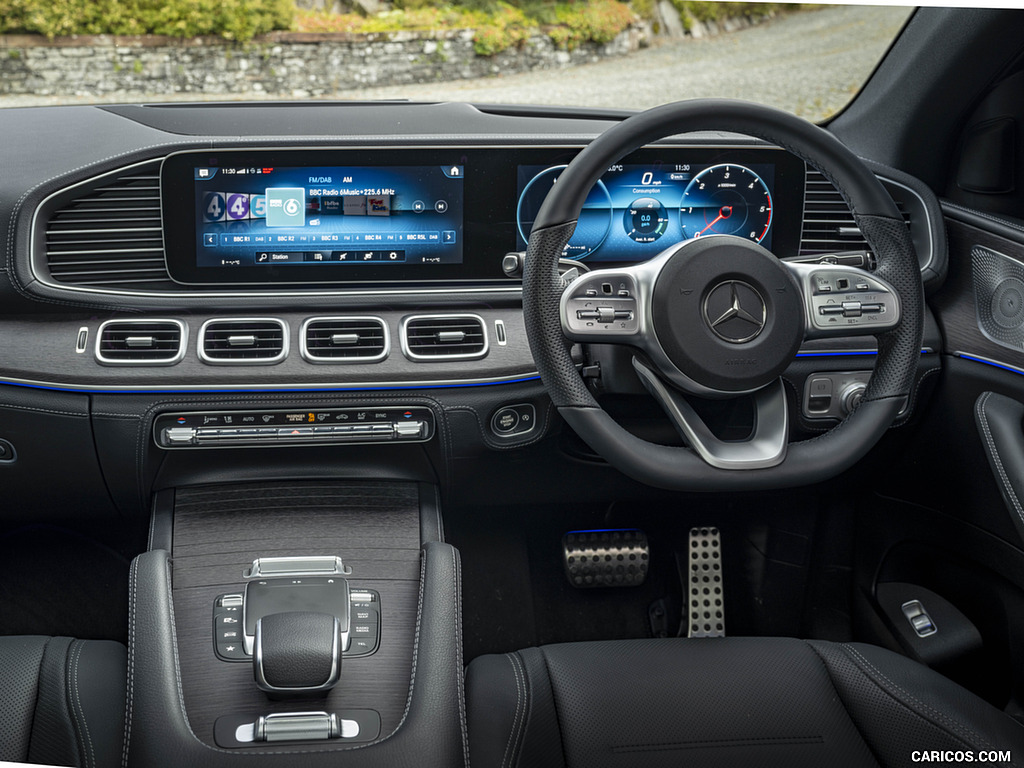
xmin=199 ymin=317 xmax=289 ymax=366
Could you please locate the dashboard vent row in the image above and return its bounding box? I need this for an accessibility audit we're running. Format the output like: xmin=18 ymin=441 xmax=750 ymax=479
xmin=799 ymin=168 xmax=911 ymax=259
xmin=402 ymin=315 xmax=488 ymax=360
xmin=302 ymin=317 xmax=389 ymax=362
xmin=89 ymin=315 xmax=497 ymax=365
xmin=96 ymin=319 xmax=185 ymax=365
xmin=44 ymin=161 xmax=175 ymax=289
xmin=200 ymin=318 xmax=288 ymax=365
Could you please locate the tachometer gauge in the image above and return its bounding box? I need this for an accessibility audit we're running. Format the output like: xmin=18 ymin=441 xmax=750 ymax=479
xmin=517 ymin=165 xmax=612 ymax=260
xmin=623 ymin=197 xmax=669 ymax=243
xmin=679 ymin=164 xmax=773 ymax=243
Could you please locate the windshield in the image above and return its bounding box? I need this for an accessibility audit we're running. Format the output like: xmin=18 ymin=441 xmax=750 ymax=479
xmin=0 ymin=2 xmax=913 ymax=120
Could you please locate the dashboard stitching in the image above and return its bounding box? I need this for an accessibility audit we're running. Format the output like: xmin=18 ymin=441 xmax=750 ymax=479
xmin=976 ymin=391 xmax=1024 ymax=528
xmin=842 ymin=644 xmax=1006 ymax=758
xmin=943 ymin=201 xmax=1024 ymax=236
xmin=0 ymin=403 xmax=88 ymax=418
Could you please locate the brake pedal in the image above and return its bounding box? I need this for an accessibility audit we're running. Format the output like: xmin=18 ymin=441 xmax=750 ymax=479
xmin=563 ymin=529 xmax=649 ymax=588
xmin=687 ymin=526 xmax=725 ymax=638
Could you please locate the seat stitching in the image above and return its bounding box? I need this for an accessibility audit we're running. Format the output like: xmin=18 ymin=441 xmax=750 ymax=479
xmin=842 ymin=644 xmax=1005 ymax=757
xmin=454 ymin=549 xmax=471 ymax=767
xmin=976 ymin=392 xmax=1024 ymax=527
xmin=538 ymin=648 xmax=570 ymax=768
xmin=500 ymin=654 xmax=525 ymax=768
xmin=509 ymin=653 xmax=531 ymax=768
xmin=70 ymin=641 xmax=96 ymax=768
xmin=121 ymin=559 xmax=137 ymax=768
xmin=28 ymin=637 xmax=54 ymax=764
xmin=803 ymin=641 xmax=884 ymax=768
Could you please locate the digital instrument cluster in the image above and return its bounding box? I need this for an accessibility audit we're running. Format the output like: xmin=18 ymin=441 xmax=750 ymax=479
xmin=516 ymin=161 xmax=777 ymax=262
xmin=160 ymin=146 xmax=805 ymax=285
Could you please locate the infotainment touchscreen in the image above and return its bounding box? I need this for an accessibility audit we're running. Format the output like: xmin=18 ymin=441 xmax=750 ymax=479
xmin=161 ymin=151 xmax=469 ymax=285
xmin=161 ymin=146 xmax=804 ymax=286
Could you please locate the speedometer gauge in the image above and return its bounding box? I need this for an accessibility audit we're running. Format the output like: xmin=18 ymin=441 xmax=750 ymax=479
xmin=679 ymin=164 xmax=773 ymax=243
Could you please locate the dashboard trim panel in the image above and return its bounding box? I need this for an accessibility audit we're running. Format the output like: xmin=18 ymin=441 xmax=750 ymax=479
xmin=0 ymin=371 xmax=543 ymax=394
xmin=29 ymin=142 xmax=800 ymax=301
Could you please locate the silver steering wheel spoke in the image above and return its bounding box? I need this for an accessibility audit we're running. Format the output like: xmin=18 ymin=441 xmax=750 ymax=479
xmin=632 ymin=357 xmax=788 ymax=470
xmin=784 ymin=260 xmax=901 ymax=338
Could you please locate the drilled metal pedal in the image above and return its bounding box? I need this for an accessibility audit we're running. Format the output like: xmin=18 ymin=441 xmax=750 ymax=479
xmin=687 ymin=526 xmax=725 ymax=638
xmin=563 ymin=529 xmax=649 ymax=588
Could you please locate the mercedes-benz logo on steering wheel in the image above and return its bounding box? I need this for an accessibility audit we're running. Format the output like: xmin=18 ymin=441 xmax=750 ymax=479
xmin=702 ymin=280 xmax=767 ymax=344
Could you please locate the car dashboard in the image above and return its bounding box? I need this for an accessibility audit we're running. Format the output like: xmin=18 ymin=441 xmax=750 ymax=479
xmin=3 ymin=102 xmax=942 ymax=397
xmin=0 ymin=99 xmax=950 ymax=763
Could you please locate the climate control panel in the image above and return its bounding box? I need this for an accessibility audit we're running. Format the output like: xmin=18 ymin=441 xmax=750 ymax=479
xmin=154 ymin=405 xmax=434 ymax=449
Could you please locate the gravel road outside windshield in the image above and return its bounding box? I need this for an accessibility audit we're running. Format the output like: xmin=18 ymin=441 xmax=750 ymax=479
xmin=346 ymin=5 xmax=914 ymax=120
xmin=2 ymin=4 xmax=914 ymax=121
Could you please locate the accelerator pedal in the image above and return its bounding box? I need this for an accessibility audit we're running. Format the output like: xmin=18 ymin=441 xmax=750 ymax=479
xmin=687 ymin=526 xmax=725 ymax=638
xmin=563 ymin=529 xmax=649 ymax=588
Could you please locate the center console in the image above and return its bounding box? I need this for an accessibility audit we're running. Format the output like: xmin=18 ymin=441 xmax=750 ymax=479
xmin=123 ymin=480 xmax=467 ymax=767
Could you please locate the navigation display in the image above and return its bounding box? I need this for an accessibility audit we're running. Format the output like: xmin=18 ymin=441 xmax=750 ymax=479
xmin=193 ymin=164 xmax=462 ymax=270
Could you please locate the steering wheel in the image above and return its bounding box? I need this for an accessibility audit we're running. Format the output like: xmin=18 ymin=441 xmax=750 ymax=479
xmin=523 ymin=100 xmax=924 ymax=492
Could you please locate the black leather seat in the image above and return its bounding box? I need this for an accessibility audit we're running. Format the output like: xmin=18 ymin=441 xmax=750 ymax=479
xmin=0 ymin=635 xmax=126 ymax=767
xmin=466 ymin=637 xmax=1024 ymax=768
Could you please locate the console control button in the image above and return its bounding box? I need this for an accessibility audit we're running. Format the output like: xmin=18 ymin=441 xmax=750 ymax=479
xmin=492 ymin=408 xmax=520 ymax=434
xmin=489 ymin=403 xmax=537 ymax=439
xmin=156 ymin=407 xmax=434 ymax=449
xmin=214 ymin=588 xmax=380 ymax=662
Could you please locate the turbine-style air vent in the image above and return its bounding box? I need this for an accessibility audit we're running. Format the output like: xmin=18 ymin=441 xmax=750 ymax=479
xmin=95 ymin=319 xmax=185 ymax=365
xmin=302 ymin=317 xmax=389 ymax=363
xmin=43 ymin=161 xmax=173 ymax=289
xmin=402 ymin=315 xmax=488 ymax=360
xmin=799 ymin=168 xmax=910 ymax=259
xmin=200 ymin=318 xmax=288 ymax=365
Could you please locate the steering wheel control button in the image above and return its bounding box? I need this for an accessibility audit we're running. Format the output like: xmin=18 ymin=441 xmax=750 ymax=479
xmin=794 ymin=265 xmax=900 ymax=336
xmin=562 ymin=529 xmax=649 ymax=588
xmin=563 ymin=273 xmax=640 ymax=336
xmin=802 ymin=371 xmax=871 ymax=420
xmin=490 ymin=404 xmax=536 ymax=438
